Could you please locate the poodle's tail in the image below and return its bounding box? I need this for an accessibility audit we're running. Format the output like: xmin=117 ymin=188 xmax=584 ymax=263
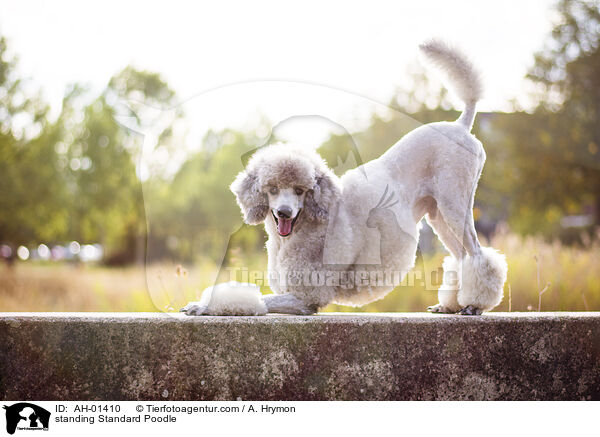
xmin=419 ymin=39 xmax=482 ymax=131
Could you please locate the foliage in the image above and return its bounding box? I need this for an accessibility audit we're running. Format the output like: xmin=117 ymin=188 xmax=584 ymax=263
xmin=0 ymin=36 xmax=67 ymax=247
xmin=496 ymin=0 xmax=600 ymax=236
xmin=0 ymin=43 xmax=177 ymax=260
xmin=55 ymin=89 xmax=143 ymax=252
xmin=145 ymin=129 xmax=266 ymax=262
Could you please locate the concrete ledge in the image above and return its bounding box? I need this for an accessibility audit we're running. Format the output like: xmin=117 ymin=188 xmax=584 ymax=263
xmin=1 ymin=312 xmax=599 ymax=400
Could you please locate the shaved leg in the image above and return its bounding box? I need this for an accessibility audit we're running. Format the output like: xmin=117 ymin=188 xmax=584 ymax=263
xmin=262 ymin=294 xmax=318 ymax=315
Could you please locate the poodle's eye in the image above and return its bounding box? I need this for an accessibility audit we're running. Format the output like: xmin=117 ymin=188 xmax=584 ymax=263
xmin=294 ymin=187 xmax=304 ymax=196
xmin=269 ymin=187 xmax=279 ymax=195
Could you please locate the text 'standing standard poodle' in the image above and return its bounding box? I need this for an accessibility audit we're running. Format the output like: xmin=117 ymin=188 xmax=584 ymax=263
xmin=182 ymin=39 xmax=508 ymax=317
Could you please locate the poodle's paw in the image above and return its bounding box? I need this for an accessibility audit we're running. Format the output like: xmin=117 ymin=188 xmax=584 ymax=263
xmin=297 ymin=305 xmax=318 ymax=316
xmin=181 ymin=282 xmax=267 ymax=316
xmin=427 ymin=303 xmax=457 ymax=314
xmin=458 ymin=305 xmax=483 ymax=316
xmin=180 ymin=302 xmax=209 ymax=316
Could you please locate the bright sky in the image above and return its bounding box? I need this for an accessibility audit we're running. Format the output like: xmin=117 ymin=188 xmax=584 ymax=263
xmin=0 ymin=0 xmax=555 ymax=147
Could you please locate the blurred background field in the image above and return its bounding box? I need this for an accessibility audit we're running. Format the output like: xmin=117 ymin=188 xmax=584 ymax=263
xmin=2 ymin=230 xmax=599 ymax=312
xmin=1 ymin=0 xmax=600 ymax=312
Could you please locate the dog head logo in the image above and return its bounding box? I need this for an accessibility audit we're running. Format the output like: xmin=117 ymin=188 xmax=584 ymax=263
xmin=3 ymin=403 xmax=50 ymax=435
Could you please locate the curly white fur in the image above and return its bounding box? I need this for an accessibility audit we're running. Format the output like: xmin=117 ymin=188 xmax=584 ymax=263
xmin=181 ymin=282 xmax=267 ymax=316
xmin=458 ymin=247 xmax=508 ymax=311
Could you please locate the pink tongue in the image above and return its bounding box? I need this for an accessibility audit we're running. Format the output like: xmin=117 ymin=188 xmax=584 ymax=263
xmin=278 ymin=217 xmax=293 ymax=235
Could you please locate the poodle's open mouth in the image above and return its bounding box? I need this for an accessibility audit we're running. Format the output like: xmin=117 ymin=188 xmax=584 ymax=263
xmin=272 ymin=210 xmax=301 ymax=237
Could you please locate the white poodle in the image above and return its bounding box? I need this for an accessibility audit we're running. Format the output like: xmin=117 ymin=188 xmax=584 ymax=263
xmin=182 ymin=39 xmax=507 ymax=317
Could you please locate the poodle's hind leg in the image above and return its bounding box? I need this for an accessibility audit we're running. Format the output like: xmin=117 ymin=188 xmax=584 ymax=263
xmin=434 ymin=196 xmax=508 ymax=315
xmin=425 ymin=211 xmax=465 ymax=314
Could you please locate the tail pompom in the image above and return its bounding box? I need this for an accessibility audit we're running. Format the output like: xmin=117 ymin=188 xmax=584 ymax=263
xmin=419 ymin=39 xmax=482 ymax=104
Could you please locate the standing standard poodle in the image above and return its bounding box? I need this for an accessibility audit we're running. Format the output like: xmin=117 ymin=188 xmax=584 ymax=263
xmin=182 ymin=39 xmax=507 ymax=317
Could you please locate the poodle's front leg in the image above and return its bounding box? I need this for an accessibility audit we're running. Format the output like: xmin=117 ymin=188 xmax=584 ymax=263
xmin=263 ymin=294 xmax=318 ymax=315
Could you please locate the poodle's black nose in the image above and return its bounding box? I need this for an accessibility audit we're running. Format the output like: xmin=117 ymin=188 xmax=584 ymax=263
xmin=277 ymin=206 xmax=293 ymax=219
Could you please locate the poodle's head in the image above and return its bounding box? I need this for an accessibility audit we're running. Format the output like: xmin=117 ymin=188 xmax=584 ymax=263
xmin=230 ymin=143 xmax=340 ymax=237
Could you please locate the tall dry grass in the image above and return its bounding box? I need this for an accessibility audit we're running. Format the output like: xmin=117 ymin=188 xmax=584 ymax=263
xmin=490 ymin=230 xmax=600 ymax=312
xmin=0 ymin=263 xmax=152 ymax=312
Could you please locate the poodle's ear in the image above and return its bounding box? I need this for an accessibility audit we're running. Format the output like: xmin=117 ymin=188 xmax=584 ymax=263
xmin=304 ymin=171 xmax=339 ymax=223
xmin=230 ymin=169 xmax=269 ymax=225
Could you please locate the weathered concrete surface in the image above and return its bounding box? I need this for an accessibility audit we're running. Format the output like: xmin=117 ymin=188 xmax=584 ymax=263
xmin=0 ymin=312 xmax=598 ymax=400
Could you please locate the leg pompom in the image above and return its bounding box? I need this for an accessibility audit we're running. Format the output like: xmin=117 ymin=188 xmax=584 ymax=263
xmin=457 ymin=247 xmax=507 ymax=312
xmin=181 ymin=282 xmax=267 ymax=316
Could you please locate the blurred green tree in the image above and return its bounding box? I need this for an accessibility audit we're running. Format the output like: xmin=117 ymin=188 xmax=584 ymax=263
xmin=147 ymin=129 xmax=265 ymax=263
xmin=58 ymin=67 xmax=183 ymax=263
xmin=56 ymin=87 xmax=142 ymax=261
xmin=0 ymin=36 xmax=69 ymax=254
xmin=492 ymin=0 xmax=600 ymax=236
